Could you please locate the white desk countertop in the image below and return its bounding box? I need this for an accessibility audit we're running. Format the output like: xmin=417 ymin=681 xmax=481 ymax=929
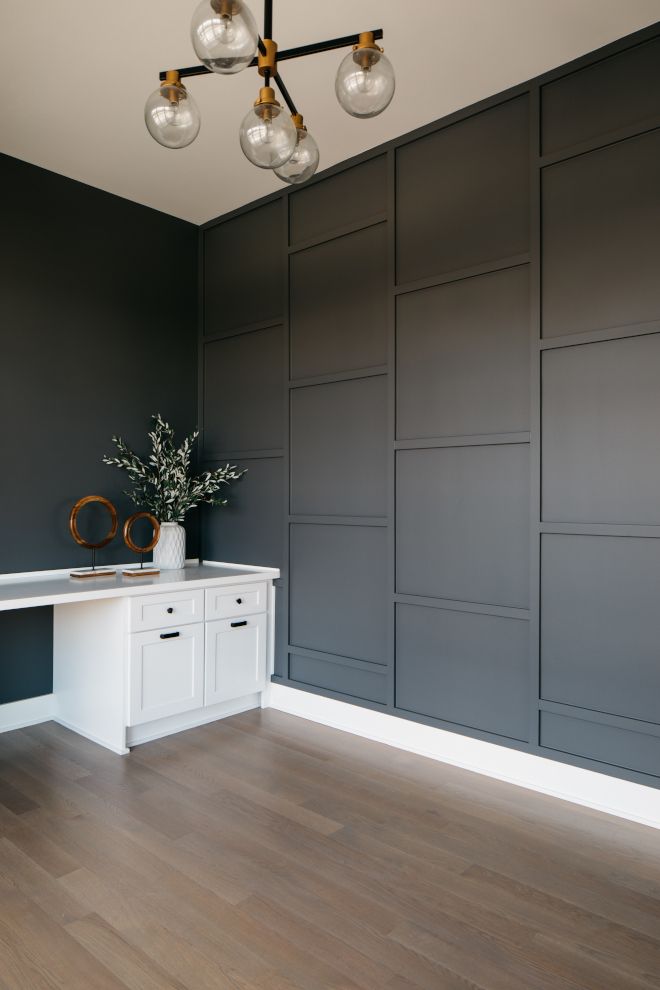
xmin=0 ymin=560 xmax=280 ymax=612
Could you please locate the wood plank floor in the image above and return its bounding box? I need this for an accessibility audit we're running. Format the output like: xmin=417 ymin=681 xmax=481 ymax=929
xmin=0 ymin=709 xmax=659 ymax=989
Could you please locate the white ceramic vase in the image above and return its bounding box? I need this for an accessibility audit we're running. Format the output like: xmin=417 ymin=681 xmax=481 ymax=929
xmin=153 ymin=521 xmax=186 ymax=570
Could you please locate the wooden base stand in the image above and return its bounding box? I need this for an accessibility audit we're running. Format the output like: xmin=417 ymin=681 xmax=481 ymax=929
xmin=122 ymin=567 xmax=160 ymax=578
xmin=70 ymin=569 xmax=116 ymax=579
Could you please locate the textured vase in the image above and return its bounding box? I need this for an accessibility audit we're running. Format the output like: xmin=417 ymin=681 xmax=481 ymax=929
xmin=153 ymin=522 xmax=186 ymax=570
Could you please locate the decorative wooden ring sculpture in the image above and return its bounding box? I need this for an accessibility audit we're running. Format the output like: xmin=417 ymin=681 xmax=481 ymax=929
xmin=69 ymin=495 xmax=118 ymax=550
xmin=123 ymin=512 xmax=160 ymax=554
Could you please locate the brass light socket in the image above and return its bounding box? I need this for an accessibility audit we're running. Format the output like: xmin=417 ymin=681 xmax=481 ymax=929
xmin=254 ymin=86 xmax=280 ymax=122
xmin=291 ymin=113 xmax=306 ymax=131
xmin=211 ymin=0 xmax=239 ymax=15
xmin=254 ymin=85 xmax=279 ymax=107
xmin=353 ymin=31 xmax=384 ymax=69
xmin=258 ymin=38 xmax=278 ymax=77
xmin=354 ymin=31 xmax=383 ymax=51
xmin=162 ymin=69 xmax=184 ymax=104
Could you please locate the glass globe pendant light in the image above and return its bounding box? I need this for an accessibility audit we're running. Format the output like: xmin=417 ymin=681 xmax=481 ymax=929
xmin=336 ymin=32 xmax=395 ymax=118
xmin=144 ymin=71 xmax=201 ymax=149
xmin=190 ymin=0 xmax=258 ymax=74
xmin=274 ymin=114 xmax=320 ymax=184
xmin=239 ymin=86 xmax=297 ymax=169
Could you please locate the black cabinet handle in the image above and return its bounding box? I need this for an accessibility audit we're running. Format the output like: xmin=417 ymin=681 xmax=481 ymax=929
xmin=160 ymin=631 xmax=180 ymax=639
xmin=167 ymin=607 xmax=174 ymax=614
xmin=231 ymin=620 xmax=247 ymax=628
xmin=236 ymin=598 xmax=243 ymax=604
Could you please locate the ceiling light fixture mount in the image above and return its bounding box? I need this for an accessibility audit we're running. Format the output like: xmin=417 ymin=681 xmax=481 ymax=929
xmin=145 ymin=0 xmax=394 ymax=184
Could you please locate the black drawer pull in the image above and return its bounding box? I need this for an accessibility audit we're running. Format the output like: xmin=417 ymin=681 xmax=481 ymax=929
xmin=160 ymin=631 xmax=180 ymax=639
xmin=231 ymin=620 xmax=247 ymax=628
xmin=167 ymin=607 xmax=174 ymax=614
xmin=236 ymin=598 xmax=242 ymax=604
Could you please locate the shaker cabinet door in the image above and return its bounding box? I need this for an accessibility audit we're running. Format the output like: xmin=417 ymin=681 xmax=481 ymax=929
xmin=129 ymin=623 xmax=204 ymax=726
xmin=205 ymin=614 xmax=267 ymax=706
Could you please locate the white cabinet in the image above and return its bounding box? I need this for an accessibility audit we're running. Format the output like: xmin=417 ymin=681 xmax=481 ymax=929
xmin=127 ymin=580 xmax=270 ymax=737
xmin=129 ymin=622 xmax=204 ymax=726
xmin=205 ymin=613 xmax=267 ymax=706
xmin=32 ymin=563 xmax=278 ymax=754
xmin=130 ymin=589 xmax=204 ymax=633
xmin=205 ymin=582 xmax=267 ymax=621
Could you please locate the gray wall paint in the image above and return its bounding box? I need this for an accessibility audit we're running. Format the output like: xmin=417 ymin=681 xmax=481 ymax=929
xmin=197 ymin=22 xmax=660 ymax=788
xmin=0 ymin=153 xmax=198 ymax=704
xmin=396 ymin=267 xmax=530 ymax=440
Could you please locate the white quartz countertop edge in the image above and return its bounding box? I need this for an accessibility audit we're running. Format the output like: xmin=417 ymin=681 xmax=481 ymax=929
xmin=0 ymin=560 xmax=281 ymax=611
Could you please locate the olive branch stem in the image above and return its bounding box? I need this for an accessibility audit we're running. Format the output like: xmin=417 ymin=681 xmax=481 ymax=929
xmin=103 ymin=413 xmax=245 ymax=522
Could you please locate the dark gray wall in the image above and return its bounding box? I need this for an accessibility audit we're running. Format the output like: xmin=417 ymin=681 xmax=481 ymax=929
xmin=199 ymin=22 xmax=660 ymax=788
xmin=0 ymin=154 xmax=198 ymax=704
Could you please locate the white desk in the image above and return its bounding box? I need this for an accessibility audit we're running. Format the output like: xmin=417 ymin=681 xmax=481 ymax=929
xmin=0 ymin=560 xmax=279 ymax=754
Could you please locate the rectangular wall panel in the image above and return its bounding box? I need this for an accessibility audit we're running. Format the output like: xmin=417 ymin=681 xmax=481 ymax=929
xmin=202 ymin=457 xmax=283 ymax=570
xmin=204 ymin=200 xmax=283 ymax=334
xmin=290 ymin=524 xmax=388 ymax=665
xmin=541 ymin=534 xmax=660 ymax=725
xmin=396 ymin=266 xmax=530 ymax=440
xmin=289 ymin=654 xmax=387 ymax=705
xmin=542 ymin=129 xmax=660 ymax=338
xmin=542 ymin=335 xmax=660 ymax=524
xmin=290 ymin=224 xmax=388 ymax=380
xmin=289 ymin=156 xmax=387 ymax=246
xmin=541 ymin=36 xmax=660 ymax=155
xmin=396 ymin=96 xmax=529 ymax=285
xmin=396 ymin=446 xmax=530 ymax=608
xmin=203 ymin=325 xmax=284 ymax=457
xmin=290 ymin=376 xmax=387 ymax=517
xmin=396 ymin=604 xmax=529 ymax=740
xmin=541 ymin=712 xmax=660 ymax=779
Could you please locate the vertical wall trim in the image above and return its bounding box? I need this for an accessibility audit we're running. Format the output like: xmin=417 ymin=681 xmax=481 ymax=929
xmin=282 ymin=194 xmax=292 ymax=680
xmin=528 ymin=84 xmax=542 ymax=746
xmin=197 ymin=226 xmax=206 ymax=552
xmin=386 ymin=148 xmax=397 ymax=708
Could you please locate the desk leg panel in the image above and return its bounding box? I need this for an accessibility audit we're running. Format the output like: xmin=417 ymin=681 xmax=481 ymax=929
xmin=53 ymin=599 xmax=129 ymax=755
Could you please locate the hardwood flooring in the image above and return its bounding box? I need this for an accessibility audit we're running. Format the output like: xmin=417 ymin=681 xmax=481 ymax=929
xmin=0 ymin=708 xmax=659 ymax=989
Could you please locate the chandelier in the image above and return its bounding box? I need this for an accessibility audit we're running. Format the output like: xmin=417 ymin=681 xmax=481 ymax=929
xmin=144 ymin=0 xmax=395 ymax=185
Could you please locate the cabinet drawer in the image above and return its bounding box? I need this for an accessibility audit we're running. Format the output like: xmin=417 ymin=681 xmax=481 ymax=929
xmin=129 ymin=623 xmax=204 ymax=726
xmin=129 ymin=589 xmax=204 ymax=632
xmin=205 ymin=614 xmax=267 ymax=706
xmin=205 ymin=582 xmax=267 ymax=621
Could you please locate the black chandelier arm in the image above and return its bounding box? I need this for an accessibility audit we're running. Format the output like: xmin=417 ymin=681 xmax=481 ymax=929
xmin=276 ymin=29 xmax=383 ymax=63
xmin=264 ymin=0 xmax=273 ymax=41
xmin=273 ymin=72 xmax=298 ymax=116
xmin=158 ymin=28 xmax=383 ymax=80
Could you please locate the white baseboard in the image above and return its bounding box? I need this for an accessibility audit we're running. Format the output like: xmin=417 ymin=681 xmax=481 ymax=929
xmin=268 ymin=684 xmax=660 ymax=831
xmin=0 ymin=694 xmax=54 ymax=733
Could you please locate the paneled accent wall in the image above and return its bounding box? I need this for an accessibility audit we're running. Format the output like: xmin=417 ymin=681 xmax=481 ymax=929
xmin=201 ymin=22 xmax=660 ymax=788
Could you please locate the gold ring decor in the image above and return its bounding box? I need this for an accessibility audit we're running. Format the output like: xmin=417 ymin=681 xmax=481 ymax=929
xmin=69 ymin=495 xmax=118 ymax=550
xmin=123 ymin=512 xmax=161 ymax=554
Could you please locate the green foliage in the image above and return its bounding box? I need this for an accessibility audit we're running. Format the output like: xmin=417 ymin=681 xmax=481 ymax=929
xmin=103 ymin=413 xmax=245 ymax=522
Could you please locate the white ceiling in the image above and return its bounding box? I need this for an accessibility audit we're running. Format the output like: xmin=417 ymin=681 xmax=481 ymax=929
xmin=2 ymin=1 xmax=660 ymax=225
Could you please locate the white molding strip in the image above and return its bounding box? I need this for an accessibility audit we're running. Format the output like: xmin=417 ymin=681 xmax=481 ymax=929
xmin=269 ymin=684 xmax=660 ymax=831
xmin=0 ymin=694 xmax=54 ymax=733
